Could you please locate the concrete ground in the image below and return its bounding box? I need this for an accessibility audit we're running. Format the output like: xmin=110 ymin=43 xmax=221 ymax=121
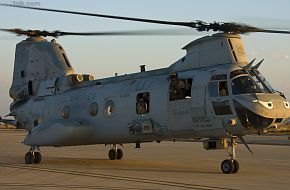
xmin=0 ymin=130 xmax=290 ymax=190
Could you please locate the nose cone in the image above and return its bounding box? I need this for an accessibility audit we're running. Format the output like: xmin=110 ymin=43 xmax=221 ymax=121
xmin=233 ymin=94 xmax=290 ymax=131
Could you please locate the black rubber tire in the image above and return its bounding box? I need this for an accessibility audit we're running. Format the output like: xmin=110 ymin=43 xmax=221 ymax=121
xmin=25 ymin=152 xmax=34 ymax=164
xmin=34 ymin=152 xmax=42 ymax=164
xmin=116 ymin=149 xmax=123 ymax=160
xmin=221 ymin=159 xmax=234 ymax=174
xmin=232 ymin=159 xmax=239 ymax=174
xmin=108 ymin=149 xmax=116 ymax=160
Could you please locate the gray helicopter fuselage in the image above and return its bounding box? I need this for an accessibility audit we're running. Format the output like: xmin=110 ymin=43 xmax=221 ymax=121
xmin=19 ymin=65 xmax=229 ymax=146
xmin=20 ymin=63 xmax=290 ymax=147
xmin=9 ymin=33 xmax=290 ymax=147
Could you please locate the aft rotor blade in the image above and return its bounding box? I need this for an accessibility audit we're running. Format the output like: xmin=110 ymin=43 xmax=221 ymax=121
xmin=0 ymin=28 xmax=197 ymax=37
xmin=58 ymin=29 xmax=197 ymax=36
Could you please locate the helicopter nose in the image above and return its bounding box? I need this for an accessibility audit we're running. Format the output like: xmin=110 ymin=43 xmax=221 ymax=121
xmin=233 ymin=96 xmax=290 ymax=131
xmin=233 ymin=99 xmax=273 ymax=130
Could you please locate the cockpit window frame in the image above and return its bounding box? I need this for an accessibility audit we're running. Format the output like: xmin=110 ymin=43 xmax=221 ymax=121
xmin=209 ymin=73 xmax=233 ymax=116
xmin=249 ymin=69 xmax=275 ymax=94
xmin=230 ymin=68 xmax=276 ymax=95
xmin=231 ymin=74 xmax=263 ymax=95
xmin=209 ymin=74 xmax=229 ymax=97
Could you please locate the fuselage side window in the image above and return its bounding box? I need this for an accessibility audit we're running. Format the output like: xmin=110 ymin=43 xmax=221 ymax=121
xmin=104 ymin=99 xmax=115 ymax=117
xmin=136 ymin=92 xmax=150 ymax=115
xmin=212 ymin=100 xmax=233 ymax=115
xmin=28 ymin=80 xmax=33 ymax=95
xmin=169 ymin=77 xmax=192 ymax=101
xmin=89 ymin=102 xmax=98 ymax=116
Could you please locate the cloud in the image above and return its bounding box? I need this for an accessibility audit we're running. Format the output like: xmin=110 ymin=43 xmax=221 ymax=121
xmin=250 ymin=50 xmax=259 ymax=56
xmin=265 ymin=52 xmax=290 ymax=61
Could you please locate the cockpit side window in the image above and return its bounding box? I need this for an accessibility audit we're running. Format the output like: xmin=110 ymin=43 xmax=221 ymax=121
xmin=209 ymin=74 xmax=229 ymax=97
xmin=209 ymin=74 xmax=232 ymax=115
xmin=219 ymin=81 xmax=229 ymax=96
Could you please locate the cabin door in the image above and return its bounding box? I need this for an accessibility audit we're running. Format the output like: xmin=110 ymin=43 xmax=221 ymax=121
xmin=191 ymin=76 xmax=206 ymax=118
xmin=168 ymin=75 xmax=193 ymax=131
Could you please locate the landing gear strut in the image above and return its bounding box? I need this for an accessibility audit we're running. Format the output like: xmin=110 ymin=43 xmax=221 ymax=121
xmin=221 ymin=137 xmax=239 ymax=174
xmin=25 ymin=146 xmax=42 ymax=164
xmin=108 ymin=144 xmax=123 ymax=160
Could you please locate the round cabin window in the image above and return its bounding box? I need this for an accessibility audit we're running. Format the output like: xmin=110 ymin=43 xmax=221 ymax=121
xmin=89 ymin=102 xmax=98 ymax=116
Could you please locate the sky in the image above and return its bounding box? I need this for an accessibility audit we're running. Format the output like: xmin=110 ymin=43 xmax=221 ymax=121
xmin=0 ymin=0 xmax=290 ymax=116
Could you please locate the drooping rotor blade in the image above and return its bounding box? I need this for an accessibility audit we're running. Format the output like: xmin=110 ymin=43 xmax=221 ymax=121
xmin=0 ymin=28 xmax=58 ymax=37
xmin=55 ymin=29 xmax=198 ymax=36
xmin=0 ymin=28 xmax=197 ymax=37
xmin=2 ymin=4 xmax=290 ymax=34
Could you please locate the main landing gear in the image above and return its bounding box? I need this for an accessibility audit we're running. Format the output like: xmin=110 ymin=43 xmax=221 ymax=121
xmin=221 ymin=137 xmax=239 ymax=174
xmin=108 ymin=144 xmax=123 ymax=160
xmin=25 ymin=146 xmax=42 ymax=164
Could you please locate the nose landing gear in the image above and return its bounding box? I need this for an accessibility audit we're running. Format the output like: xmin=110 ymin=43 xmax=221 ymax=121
xmin=25 ymin=146 xmax=42 ymax=164
xmin=221 ymin=137 xmax=239 ymax=174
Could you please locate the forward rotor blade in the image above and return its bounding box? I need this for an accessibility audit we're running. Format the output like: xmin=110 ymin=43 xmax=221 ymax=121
xmin=2 ymin=5 xmax=290 ymax=34
xmin=244 ymin=27 xmax=290 ymax=34
xmin=1 ymin=5 xmax=193 ymax=28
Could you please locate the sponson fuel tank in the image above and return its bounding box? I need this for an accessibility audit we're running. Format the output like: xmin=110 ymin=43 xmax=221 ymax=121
xmin=24 ymin=120 xmax=94 ymax=147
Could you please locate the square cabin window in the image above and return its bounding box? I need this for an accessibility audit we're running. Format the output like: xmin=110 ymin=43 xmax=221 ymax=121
xmin=136 ymin=92 xmax=150 ymax=115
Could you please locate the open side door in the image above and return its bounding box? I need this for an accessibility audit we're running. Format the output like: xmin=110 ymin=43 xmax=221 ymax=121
xmin=167 ymin=73 xmax=192 ymax=131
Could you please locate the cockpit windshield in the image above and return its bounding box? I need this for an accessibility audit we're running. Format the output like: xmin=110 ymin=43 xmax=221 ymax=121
xmin=231 ymin=75 xmax=262 ymax=95
xmin=249 ymin=70 xmax=275 ymax=93
xmin=231 ymin=69 xmax=274 ymax=95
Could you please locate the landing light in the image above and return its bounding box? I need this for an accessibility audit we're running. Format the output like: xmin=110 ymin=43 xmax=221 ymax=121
xmin=228 ymin=119 xmax=237 ymax=126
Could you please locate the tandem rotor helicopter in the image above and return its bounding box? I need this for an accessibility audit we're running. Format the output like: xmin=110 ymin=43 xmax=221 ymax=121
xmin=1 ymin=5 xmax=290 ymax=174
